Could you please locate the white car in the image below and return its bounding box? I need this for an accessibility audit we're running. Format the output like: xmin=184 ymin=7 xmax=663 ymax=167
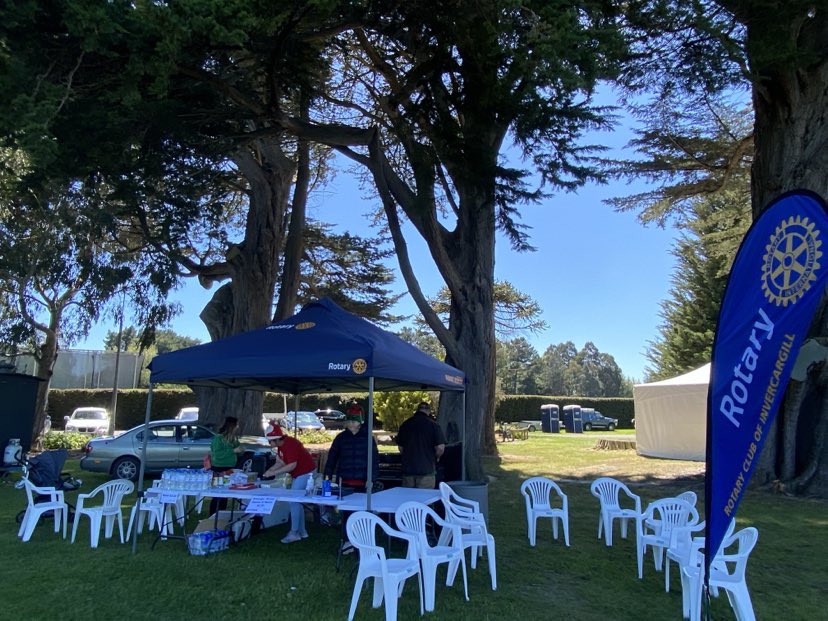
xmin=64 ymin=407 xmax=110 ymax=435
xmin=175 ymin=407 xmax=199 ymax=421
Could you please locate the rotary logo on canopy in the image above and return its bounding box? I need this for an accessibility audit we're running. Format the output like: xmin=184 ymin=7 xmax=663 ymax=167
xmin=295 ymin=322 xmax=316 ymax=330
xmin=762 ymin=215 xmax=822 ymax=307
xmin=352 ymin=358 xmax=367 ymax=374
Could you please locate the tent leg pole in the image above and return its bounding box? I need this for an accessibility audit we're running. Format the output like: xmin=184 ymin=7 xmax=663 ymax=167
xmin=132 ymin=383 xmax=154 ymax=555
xmin=366 ymin=377 xmax=374 ymax=512
xmin=461 ymin=391 xmax=466 ymax=481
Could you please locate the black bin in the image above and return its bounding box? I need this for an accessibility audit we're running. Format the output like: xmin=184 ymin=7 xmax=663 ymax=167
xmin=562 ymin=404 xmax=583 ymax=433
xmin=540 ymin=404 xmax=560 ymax=433
xmin=0 ymin=372 xmax=41 ymax=454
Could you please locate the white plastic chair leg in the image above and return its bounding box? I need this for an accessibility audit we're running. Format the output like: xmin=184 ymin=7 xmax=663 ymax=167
xmin=382 ymin=579 xmax=398 ymax=621
xmin=347 ymin=573 xmax=367 ymax=621
xmin=371 ymin=576 xmax=385 ymax=608
xmin=486 ymin=535 xmax=497 ymax=590
xmin=17 ymin=509 xmax=29 ymax=538
xmin=21 ymin=518 xmax=38 ymax=543
xmin=89 ymin=514 xmax=102 ymax=548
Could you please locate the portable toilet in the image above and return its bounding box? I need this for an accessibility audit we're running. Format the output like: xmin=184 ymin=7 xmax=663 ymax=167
xmin=540 ymin=404 xmax=560 ymax=433
xmin=562 ymin=404 xmax=583 ymax=433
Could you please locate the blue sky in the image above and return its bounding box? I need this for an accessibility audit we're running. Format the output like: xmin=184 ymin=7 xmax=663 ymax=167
xmin=77 ymin=106 xmax=679 ymax=382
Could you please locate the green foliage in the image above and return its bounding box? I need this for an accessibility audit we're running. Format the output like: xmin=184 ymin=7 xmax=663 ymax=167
xmin=373 ymin=391 xmax=431 ymax=432
xmin=41 ymin=431 xmax=90 ymax=450
xmin=645 ymin=188 xmax=750 ymax=380
xmin=495 ymin=395 xmax=634 ymax=429
xmin=535 ymin=341 xmax=627 ymax=397
xmin=295 ymin=429 xmax=332 ymax=445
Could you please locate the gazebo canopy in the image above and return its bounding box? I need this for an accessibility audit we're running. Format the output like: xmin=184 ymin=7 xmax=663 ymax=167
xmin=148 ymin=298 xmax=465 ymax=394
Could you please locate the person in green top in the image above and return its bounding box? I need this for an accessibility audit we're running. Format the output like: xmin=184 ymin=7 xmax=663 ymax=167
xmin=209 ymin=416 xmax=244 ymax=512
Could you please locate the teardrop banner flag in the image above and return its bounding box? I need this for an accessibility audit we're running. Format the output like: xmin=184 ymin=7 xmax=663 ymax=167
xmin=705 ymin=190 xmax=828 ymax=579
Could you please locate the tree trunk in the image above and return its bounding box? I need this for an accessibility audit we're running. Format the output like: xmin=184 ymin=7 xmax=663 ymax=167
xmin=196 ymin=135 xmax=296 ymax=434
xmin=743 ymin=6 xmax=828 ymax=495
xmin=31 ymin=330 xmax=59 ymax=446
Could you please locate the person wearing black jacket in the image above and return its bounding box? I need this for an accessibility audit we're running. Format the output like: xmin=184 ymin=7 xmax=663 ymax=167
xmin=323 ymin=411 xmax=380 ymax=555
xmin=323 ymin=412 xmax=379 ymax=490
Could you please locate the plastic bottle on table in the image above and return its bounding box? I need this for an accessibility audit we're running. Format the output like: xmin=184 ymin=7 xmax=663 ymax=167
xmin=322 ymin=476 xmax=331 ymax=497
xmin=305 ymin=473 xmax=315 ymax=496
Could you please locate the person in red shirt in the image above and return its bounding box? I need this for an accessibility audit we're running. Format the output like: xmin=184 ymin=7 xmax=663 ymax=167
xmin=263 ymin=423 xmax=317 ymax=543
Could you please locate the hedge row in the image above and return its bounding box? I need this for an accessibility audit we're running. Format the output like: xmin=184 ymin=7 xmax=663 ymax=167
xmin=48 ymin=389 xmax=367 ymax=431
xmin=48 ymin=389 xmax=634 ymax=430
xmin=496 ymin=395 xmax=635 ymax=429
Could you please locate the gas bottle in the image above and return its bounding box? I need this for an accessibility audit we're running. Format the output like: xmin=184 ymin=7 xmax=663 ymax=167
xmin=4 ymin=439 xmax=22 ymax=466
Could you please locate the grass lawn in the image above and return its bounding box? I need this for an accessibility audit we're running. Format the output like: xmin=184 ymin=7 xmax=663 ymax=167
xmin=1 ymin=432 xmax=825 ymax=620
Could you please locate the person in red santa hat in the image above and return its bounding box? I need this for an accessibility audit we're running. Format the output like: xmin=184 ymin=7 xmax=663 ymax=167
xmin=263 ymin=422 xmax=317 ymax=543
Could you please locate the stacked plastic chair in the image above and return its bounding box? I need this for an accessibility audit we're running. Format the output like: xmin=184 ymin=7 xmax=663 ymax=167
xmin=346 ymin=511 xmax=423 ymax=621
xmin=438 ymin=482 xmax=497 ymax=590
xmin=395 ymin=501 xmax=469 ymax=613
xmin=681 ymin=526 xmax=759 ymax=621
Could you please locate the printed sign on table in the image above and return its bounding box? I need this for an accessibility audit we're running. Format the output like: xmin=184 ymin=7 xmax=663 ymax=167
xmin=244 ymin=496 xmax=277 ymax=515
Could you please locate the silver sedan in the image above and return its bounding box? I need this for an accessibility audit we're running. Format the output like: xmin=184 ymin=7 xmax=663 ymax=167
xmin=80 ymin=420 xmax=217 ymax=481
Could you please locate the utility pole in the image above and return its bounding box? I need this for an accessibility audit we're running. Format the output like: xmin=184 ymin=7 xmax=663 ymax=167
xmin=109 ymin=297 xmax=125 ymax=435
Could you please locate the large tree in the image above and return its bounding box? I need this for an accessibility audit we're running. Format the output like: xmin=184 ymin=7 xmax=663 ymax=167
xmin=623 ymin=1 xmax=828 ymax=494
xmin=0 ymin=172 xmax=174 ymax=441
xmin=280 ymin=1 xmax=631 ymax=477
xmin=0 ymin=1 xmax=399 ymax=434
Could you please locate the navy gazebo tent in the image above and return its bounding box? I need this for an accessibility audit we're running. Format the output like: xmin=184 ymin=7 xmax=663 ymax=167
xmin=133 ymin=298 xmax=466 ymax=551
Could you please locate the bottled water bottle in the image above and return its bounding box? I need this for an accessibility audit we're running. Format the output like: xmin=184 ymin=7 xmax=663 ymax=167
xmin=305 ymin=473 xmax=314 ymax=496
xmin=322 ymin=476 xmax=332 ymax=497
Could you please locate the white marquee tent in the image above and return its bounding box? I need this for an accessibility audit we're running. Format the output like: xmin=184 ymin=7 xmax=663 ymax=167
xmin=633 ymin=364 xmax=710 ymax=461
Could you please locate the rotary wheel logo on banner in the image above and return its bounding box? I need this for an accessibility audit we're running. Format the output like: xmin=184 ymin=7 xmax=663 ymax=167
xmin=762 ymin=215 xmax=823 ymax=307
xmin=352 ymin=358 xmax=367 ymax=374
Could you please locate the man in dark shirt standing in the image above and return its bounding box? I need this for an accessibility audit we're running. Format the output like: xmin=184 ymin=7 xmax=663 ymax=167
xmin=395 ymin=401 xmax=446 ymax=489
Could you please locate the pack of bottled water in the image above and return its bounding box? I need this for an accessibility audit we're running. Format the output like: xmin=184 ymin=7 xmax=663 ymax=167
xmin=160 ymin=468 xmax=212 ymax=491
xmin=187 ymin=529 xmax=230 ymax=555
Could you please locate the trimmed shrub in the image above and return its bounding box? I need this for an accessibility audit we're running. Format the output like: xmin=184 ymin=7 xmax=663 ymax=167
xmin=374 ymin=391 xmax=431 ymax=432
xmin=42 ymin=431 xmax=91 ymax=450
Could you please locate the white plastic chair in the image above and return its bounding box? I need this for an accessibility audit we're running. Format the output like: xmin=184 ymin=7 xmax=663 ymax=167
xmin=151 ymin=480 xmax=186 ymax=526
xmin=520 ymin=477 xmax=570 ymax=547
xmin=126 ymin=496 xmax=167 ymax=539
xmin=636 ymin=497 xmax=699 ymax=579
xmin=395 ymin=501 xmax=469 ymax=612
xmin=71 ymin=480 xmax=134 ymax=548
xmin=438 ymin=482 xmax=497 ymax=590
xmin=647 ymin=491 xmax=698 ymax=538
xmin=590 ymin=477 xmax=642 ymax=546
xmin=682 ymin=526 xmax=759 ymax=621
xmin=666 ymin=518 xmax=736 ymax=597
xmin=17 ymin=479 xmax=68 ymax=542
xmin=346 ymin=511 xmax=423 ymax=621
